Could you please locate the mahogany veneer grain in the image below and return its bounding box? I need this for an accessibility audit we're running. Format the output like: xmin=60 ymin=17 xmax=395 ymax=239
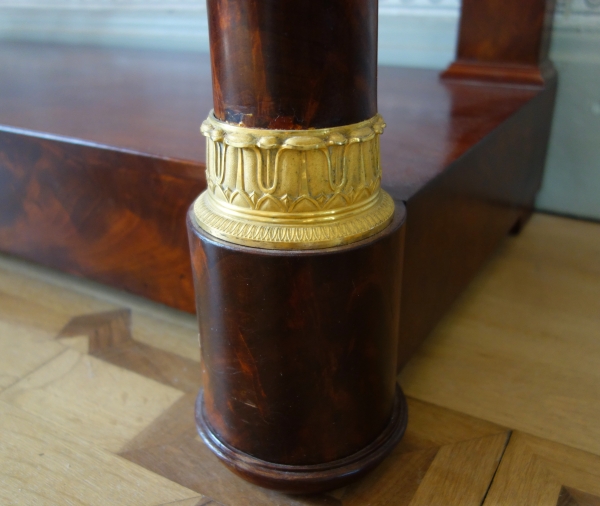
xmin=0 ymin=41 xmax=556 ymax=367
xmin=207 ymin=0 xmax=377 ymax=129
xmin=189 ymin=209 xmax=405 ymax=457
xmin=442 ymin=0 xmax=557 ymax=85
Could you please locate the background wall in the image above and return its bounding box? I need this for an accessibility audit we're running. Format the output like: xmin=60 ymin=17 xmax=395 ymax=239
xmin=0 ymin=0 xmax=598 ymax=220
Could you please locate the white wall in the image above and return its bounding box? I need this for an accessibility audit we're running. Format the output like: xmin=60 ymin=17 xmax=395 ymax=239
xmin=1 ymin=0 xmax=598 ymax=220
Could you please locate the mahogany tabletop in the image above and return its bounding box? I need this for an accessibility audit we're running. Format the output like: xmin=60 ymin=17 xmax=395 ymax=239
xmin=0 ymin=41 xmax=538 ymax=202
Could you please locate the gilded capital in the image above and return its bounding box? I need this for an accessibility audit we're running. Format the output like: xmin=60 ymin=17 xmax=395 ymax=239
xmin=193 ymin=112 xmax=395 ymax=249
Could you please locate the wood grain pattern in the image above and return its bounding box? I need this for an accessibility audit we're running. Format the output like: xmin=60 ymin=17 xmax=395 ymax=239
xmin=188 ymin=209 xmax=406 ymax=491
xmin=0 ymin=347 xmax=184 ymax=453
xmin=408 ymin=432 xmax=509 ymax=506
xmin=0 ymin=321 xmax=64 ymax=392
xmin=0 ymin=129 xmax=203 ymax=313
xmin=340 ymin=398 xmax=509 ymax=506
xmin=484 ymin=432 xmax=600 ymax=505
xmin=442 ymin=0 xmax=557 ymax=84
xmin=59 ymin=309 xmax=201 ymax=393
xmin=207 ymin=0 xmax=377 ymax=129
xmin=0 ymin=401 xmax=202 ymax=506
xmin=400 ymin=214 xmax=600 ymax=456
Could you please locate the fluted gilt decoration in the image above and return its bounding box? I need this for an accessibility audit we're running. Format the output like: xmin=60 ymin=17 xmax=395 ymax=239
xmin=193 ymin=112 xmax=395 ymax=249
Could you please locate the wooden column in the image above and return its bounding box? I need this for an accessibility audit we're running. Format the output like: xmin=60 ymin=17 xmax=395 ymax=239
xmin=207 ymin=0 xmax=377 ymax=129
xmin=188 ymin=0 xmax=407 ymax=493
xmin=442 ymin=0 xmax=557 ymax=85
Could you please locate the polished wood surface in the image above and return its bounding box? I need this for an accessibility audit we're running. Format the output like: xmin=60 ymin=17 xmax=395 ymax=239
xmin=207 ymin=0 xmax=377 ymax=128
xmin=198 ymin=3 xmax=400 ymax=488
xmin=0 ymin=41 xmax=556 ymax=367
xmin=1 ymin=212 xmax=599 ymax=504
xmin=188 ymin=209 xmax=407 ymax=492
xmin=0 ymin=131 xmax=202 ymax=312
xmin=442 ymin=0 xmax=557 ymax=85
xmin=457 ymin=0 xmax=555 ymax=64
xmin=0 ymin=43 xmax=539 ymax=189
xmin=0 ymin=43 xmax=208 ymax=161
xmin=397 ymin=78 xmax=557 ymax=366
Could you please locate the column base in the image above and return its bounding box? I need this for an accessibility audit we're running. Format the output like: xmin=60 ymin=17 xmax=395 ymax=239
xmin=195 ymin=386 xmax=408 ymax=495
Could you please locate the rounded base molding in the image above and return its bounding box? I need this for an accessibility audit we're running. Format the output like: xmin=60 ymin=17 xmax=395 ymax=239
xmin=195 ymin=386 xmax=408 ymax=494
xmin=193 ymin=189 xmax=396 ymax=250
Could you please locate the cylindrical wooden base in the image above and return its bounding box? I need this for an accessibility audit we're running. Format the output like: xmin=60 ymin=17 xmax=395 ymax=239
xmin=187 ymin=205 xmax=407 ymax=493
xmin=196 ymin=387 xmax=407 ymax=494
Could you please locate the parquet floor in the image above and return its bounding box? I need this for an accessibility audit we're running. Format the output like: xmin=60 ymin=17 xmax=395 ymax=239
xmin=1 ymin=213 xmax=599 ymax=505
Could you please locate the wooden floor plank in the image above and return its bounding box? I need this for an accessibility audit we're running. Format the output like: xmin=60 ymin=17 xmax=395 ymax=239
xmin=0 ymin=263 xmax=117 ymax=329
xmin=484 ymin=432 xmax=600 ymax=506
xmin=0 ymin=348 xmax=184 ymax=453
xmin=339 ymin=399 xmax=509 ymax=506
xmin=0 ymin=321 xmax=64 ymax=392
xmin=130 ymin=311 xmax=199 ymax=363
xmin=0 ymin=253 xmax=200 ymax=361
xmin=400 ymin=214 xmax=600 ymax=456
xmin=0 ymin=401 xmax=201 ymax=506
xmin=158 ymin=498 xmax=218 ymax=506
xmin=408 ymin=432 xmax=509 ymax=506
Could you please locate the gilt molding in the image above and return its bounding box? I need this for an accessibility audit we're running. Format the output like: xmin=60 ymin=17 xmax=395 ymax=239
xmin=193 ymin=113 xmax=395 ymax=250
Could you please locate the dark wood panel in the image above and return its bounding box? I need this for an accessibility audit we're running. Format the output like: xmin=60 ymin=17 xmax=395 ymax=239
xmin=377 ymin=67 xmax=538 ymax=201
xmin=0 ymin=42 xmax=538 ymax=196
xmin=0 ymin=129 xmax=203 ymax=312
xmin=457 ymin=0 xmax=555 ymax=65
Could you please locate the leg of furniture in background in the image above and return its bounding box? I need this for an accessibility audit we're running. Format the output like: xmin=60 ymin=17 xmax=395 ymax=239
xmin=441 ymin=0 xmax=557 ymax=85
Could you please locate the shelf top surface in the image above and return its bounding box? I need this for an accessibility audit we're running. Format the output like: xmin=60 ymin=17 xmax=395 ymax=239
xmin=0 ymin=41 xmax=540 ymax=200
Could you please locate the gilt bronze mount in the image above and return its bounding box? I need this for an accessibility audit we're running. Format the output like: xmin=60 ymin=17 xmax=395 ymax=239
xmin=194 ymin=112 xmax=394 ymax=249
xmin=186 ymin=0 xmax=407 ymax=494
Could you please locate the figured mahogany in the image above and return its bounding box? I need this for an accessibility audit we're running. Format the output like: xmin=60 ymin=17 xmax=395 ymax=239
xmin=395 ymin=77 xmax=558 ymax=366
xmin=188 ymin=207 xmax=407 ymax=492
xmin=0 ymin=42 xmax=557 ymax=369
xmin=207 ymin=0 xmax=377 ymax=129
xmin=0 ymin=129 xmax=202 ymax=312
xmin=442 ymin=0 xmax=557 ymax=85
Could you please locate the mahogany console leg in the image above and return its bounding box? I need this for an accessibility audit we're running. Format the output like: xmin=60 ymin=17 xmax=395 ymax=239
xmin=186 ymin=0 xmax=408 ymax=492
xmin=188 ymin=209 xmax=407 ymax=493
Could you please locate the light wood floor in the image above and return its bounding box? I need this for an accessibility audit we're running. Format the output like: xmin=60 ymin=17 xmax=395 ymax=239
xmin=1 ymin=213 xmax=599 ymax=505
